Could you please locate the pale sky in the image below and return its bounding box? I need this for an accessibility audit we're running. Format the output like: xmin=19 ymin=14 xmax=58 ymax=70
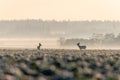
xmin=0 ymin=0 xmax=120 ymax=21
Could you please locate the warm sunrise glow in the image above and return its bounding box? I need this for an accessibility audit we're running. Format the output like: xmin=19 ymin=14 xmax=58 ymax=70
xmin=0 ymin=0 xmax=120 ymax=21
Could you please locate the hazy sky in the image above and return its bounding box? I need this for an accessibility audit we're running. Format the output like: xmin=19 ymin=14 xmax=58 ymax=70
xmin=0 ymin=0 xmax=120 ymax=21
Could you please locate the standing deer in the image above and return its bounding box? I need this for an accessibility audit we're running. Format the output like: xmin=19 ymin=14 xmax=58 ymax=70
xmin=77 ymin=42 xmax=86 ymax=50
xmin=37 ymin=43 xmax=42 ymax=50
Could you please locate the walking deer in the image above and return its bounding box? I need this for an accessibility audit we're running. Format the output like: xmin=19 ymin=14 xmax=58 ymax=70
xmin=77 ymin=42 xmax=86 ymax=50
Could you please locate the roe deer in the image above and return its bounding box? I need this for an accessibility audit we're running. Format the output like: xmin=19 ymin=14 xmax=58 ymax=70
xmin=77 ymin=42 xmax=86 ymax=50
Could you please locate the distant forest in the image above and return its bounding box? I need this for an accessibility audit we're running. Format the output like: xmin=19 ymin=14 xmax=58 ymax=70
xmin=59 ymin=33 xmax=120 ymax=48
xmin=0 ymin=19 xmax=120 ymax=38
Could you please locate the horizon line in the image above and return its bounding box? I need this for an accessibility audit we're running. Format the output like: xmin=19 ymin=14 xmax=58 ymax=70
xmin=0 ymin=19 xmax=120 ymax=22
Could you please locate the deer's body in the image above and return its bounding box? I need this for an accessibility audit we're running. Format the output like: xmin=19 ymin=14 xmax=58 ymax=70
xmin=77 ymin=42 xmax=86 ymax=50
xmin=37 ymin=43 xmax=42 ymax=50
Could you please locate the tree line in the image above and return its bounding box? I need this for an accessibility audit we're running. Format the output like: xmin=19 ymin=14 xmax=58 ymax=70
xmin=0 ymin=20 xmax=119 ymax=38
xmin=59 ymin=33 xmax=120 ymax=48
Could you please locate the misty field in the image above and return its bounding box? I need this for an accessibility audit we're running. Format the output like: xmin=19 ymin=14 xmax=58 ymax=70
xmin=0 ymin=49 xmax=120 ymax=80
